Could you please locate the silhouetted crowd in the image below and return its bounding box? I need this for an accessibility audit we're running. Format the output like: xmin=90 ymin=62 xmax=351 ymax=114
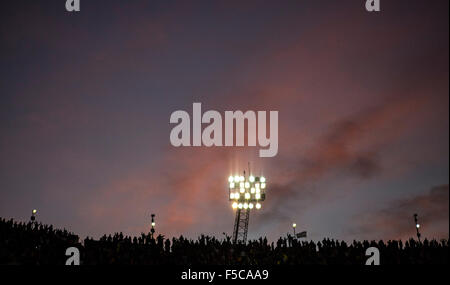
xmin=1 ymin=218 xmax=448 ymax=265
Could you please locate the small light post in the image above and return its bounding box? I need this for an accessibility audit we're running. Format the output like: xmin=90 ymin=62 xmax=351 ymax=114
xmin=414 ymin=213 xmax=421 ymax=243
xmin=151 ymin=214 xmax=156 ymax=239
xmin=30 ymin=209 xmax=37 ymax=223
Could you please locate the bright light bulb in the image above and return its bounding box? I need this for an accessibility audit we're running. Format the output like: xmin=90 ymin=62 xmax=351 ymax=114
xmin=240 ymin=176 xmax=245 ymax=182
xmin=32 ymin=209 xmax=37 ymax=214
xmin=260 ymin=177 xmax=266 ymax=183
xmin=250 ymin=187 xmax=255 ymax=194
xmin=234 ymin=176 xmax=240 ymax=182
xmin=239 ymin=182 xmax=244 ymax=188
xmin=416 ymin=224 xmax=420 ymax=229
xmin=249 ymin=203 xmax=254 ymax=209
xmin=229 ymin=182 xmax=235 ymax=188
xmin=245 ymin=193 xmax=250 ymax=199
xmin=293 ymin=223 xmax=297 ymax=228
xmin=230 ymin=193 xmax=235 ymax=199
xmin=245 ymin=182 xmax=250 ymax=188
xmin=238 ymin=203 xmax=243 ymax=209
xmin=256 ymin=188 xmax=260 ymax=194
xmin=228 ymin=176 xmax=234 ymax=183
xmin=249 ymin=176 xmax=255 ymax=182
xmin=235 ymin=193 xmax=240 ymax=200
xmin=255 ymin=183 xmax=260 ymax=189
xmin=256 ymin=203 xmax=261 ymax=209
xmin=232 ymin=202 xmax=238 ymax=209
xmin=151 ymin=222 xmax=156 ymax=227
xmin=240 ymin=188 xmax=245 ymax=193
xmin=243 ymin=203 xmax=248 ymax=209
xmin=261 ymin=183 xmax=266 ymax=189
xmin=255 ymin=193 xmax=261 ymax=200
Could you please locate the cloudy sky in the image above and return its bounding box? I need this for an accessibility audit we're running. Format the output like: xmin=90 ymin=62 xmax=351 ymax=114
xmin=0 ymin=0 xmax=448 ymax=242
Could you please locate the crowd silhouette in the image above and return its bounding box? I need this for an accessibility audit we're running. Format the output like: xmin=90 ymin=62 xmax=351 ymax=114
xmin=1 ymin=218 xmax=448 ymax=265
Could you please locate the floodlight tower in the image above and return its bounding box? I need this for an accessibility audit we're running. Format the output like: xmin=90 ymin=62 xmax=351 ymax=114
xmin=228 ymin=173 xmax=267 ymax=244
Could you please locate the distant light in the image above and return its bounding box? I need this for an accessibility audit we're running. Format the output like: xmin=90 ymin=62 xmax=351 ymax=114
xmin=238 ymin=203 xmax=243 ymax=209
xmin=229 ymin=182 xmax=235 ymax=189
xmin=260 ymin=177 xmax=266 ymax=183
xmin=255 ymin=183 xmax=260 ymax=189
xmin=234 ymin=176 xmax=240 ymax=182
xmin=232 ymin=202 xmax=238 ymax=209
xmin=235 ymin=193 xmax=240 ymax=200
xmin=245 ymin=193 xmax=250 ymax=199
xmin=228 ymin=176 xmax=234 ymax=183
xmin=240 ymin=176 xmax=245 ymax=182
xmin=151 ymin=222 xmax=156 ymax=227
xmin=239 ymin=182 xmax=244 ymax=188
xmin=249 ymin=176 xmax=255 ymax=182
xmin=32 ymin=209 xmax=37 ymax=215
xmin=416 ymin=224 xmax=420 ymax=229
xmin=230 ymin=193 xmax=235 ymax=199
xmin=255 ymin=203 xmax=261 ymax=209
xmin=245 ymin=182 xmax=250 ymax=188
xmin=255 ymin=193 xmax=261 ymax=200
xmin=261 ymin=183 xmax=266 ymax=189
xmin=292 ymin=223 xmax=297 ymax=228
xmin=249 ymin=203 xmax=254 ymax=209
xmin=250 ymin=187 xmax=256 ymax=194
xmin=240 ymin=188 xmax=245 ymax=193
xmin=243 ymin=203 xmax=249 ymax=209
xmin=255 ymin=188 xmax=260 ymax=194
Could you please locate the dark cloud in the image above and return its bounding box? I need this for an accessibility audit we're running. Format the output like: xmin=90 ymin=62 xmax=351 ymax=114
xmin=349 ymin=152 xmax=381 ymax=179
xmin=252 ymin=90 xmax=441 ymax=230
xmin=349 ymin=185 xmax=449 ymax=240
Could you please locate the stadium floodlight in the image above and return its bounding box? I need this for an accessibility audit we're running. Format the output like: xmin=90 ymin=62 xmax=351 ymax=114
xmin=228 ymin=172 xmax=267 ymax=243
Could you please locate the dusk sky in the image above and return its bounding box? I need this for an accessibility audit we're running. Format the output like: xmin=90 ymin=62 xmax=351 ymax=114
xmin=0 ymin=0 xmax=448 ymax=242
